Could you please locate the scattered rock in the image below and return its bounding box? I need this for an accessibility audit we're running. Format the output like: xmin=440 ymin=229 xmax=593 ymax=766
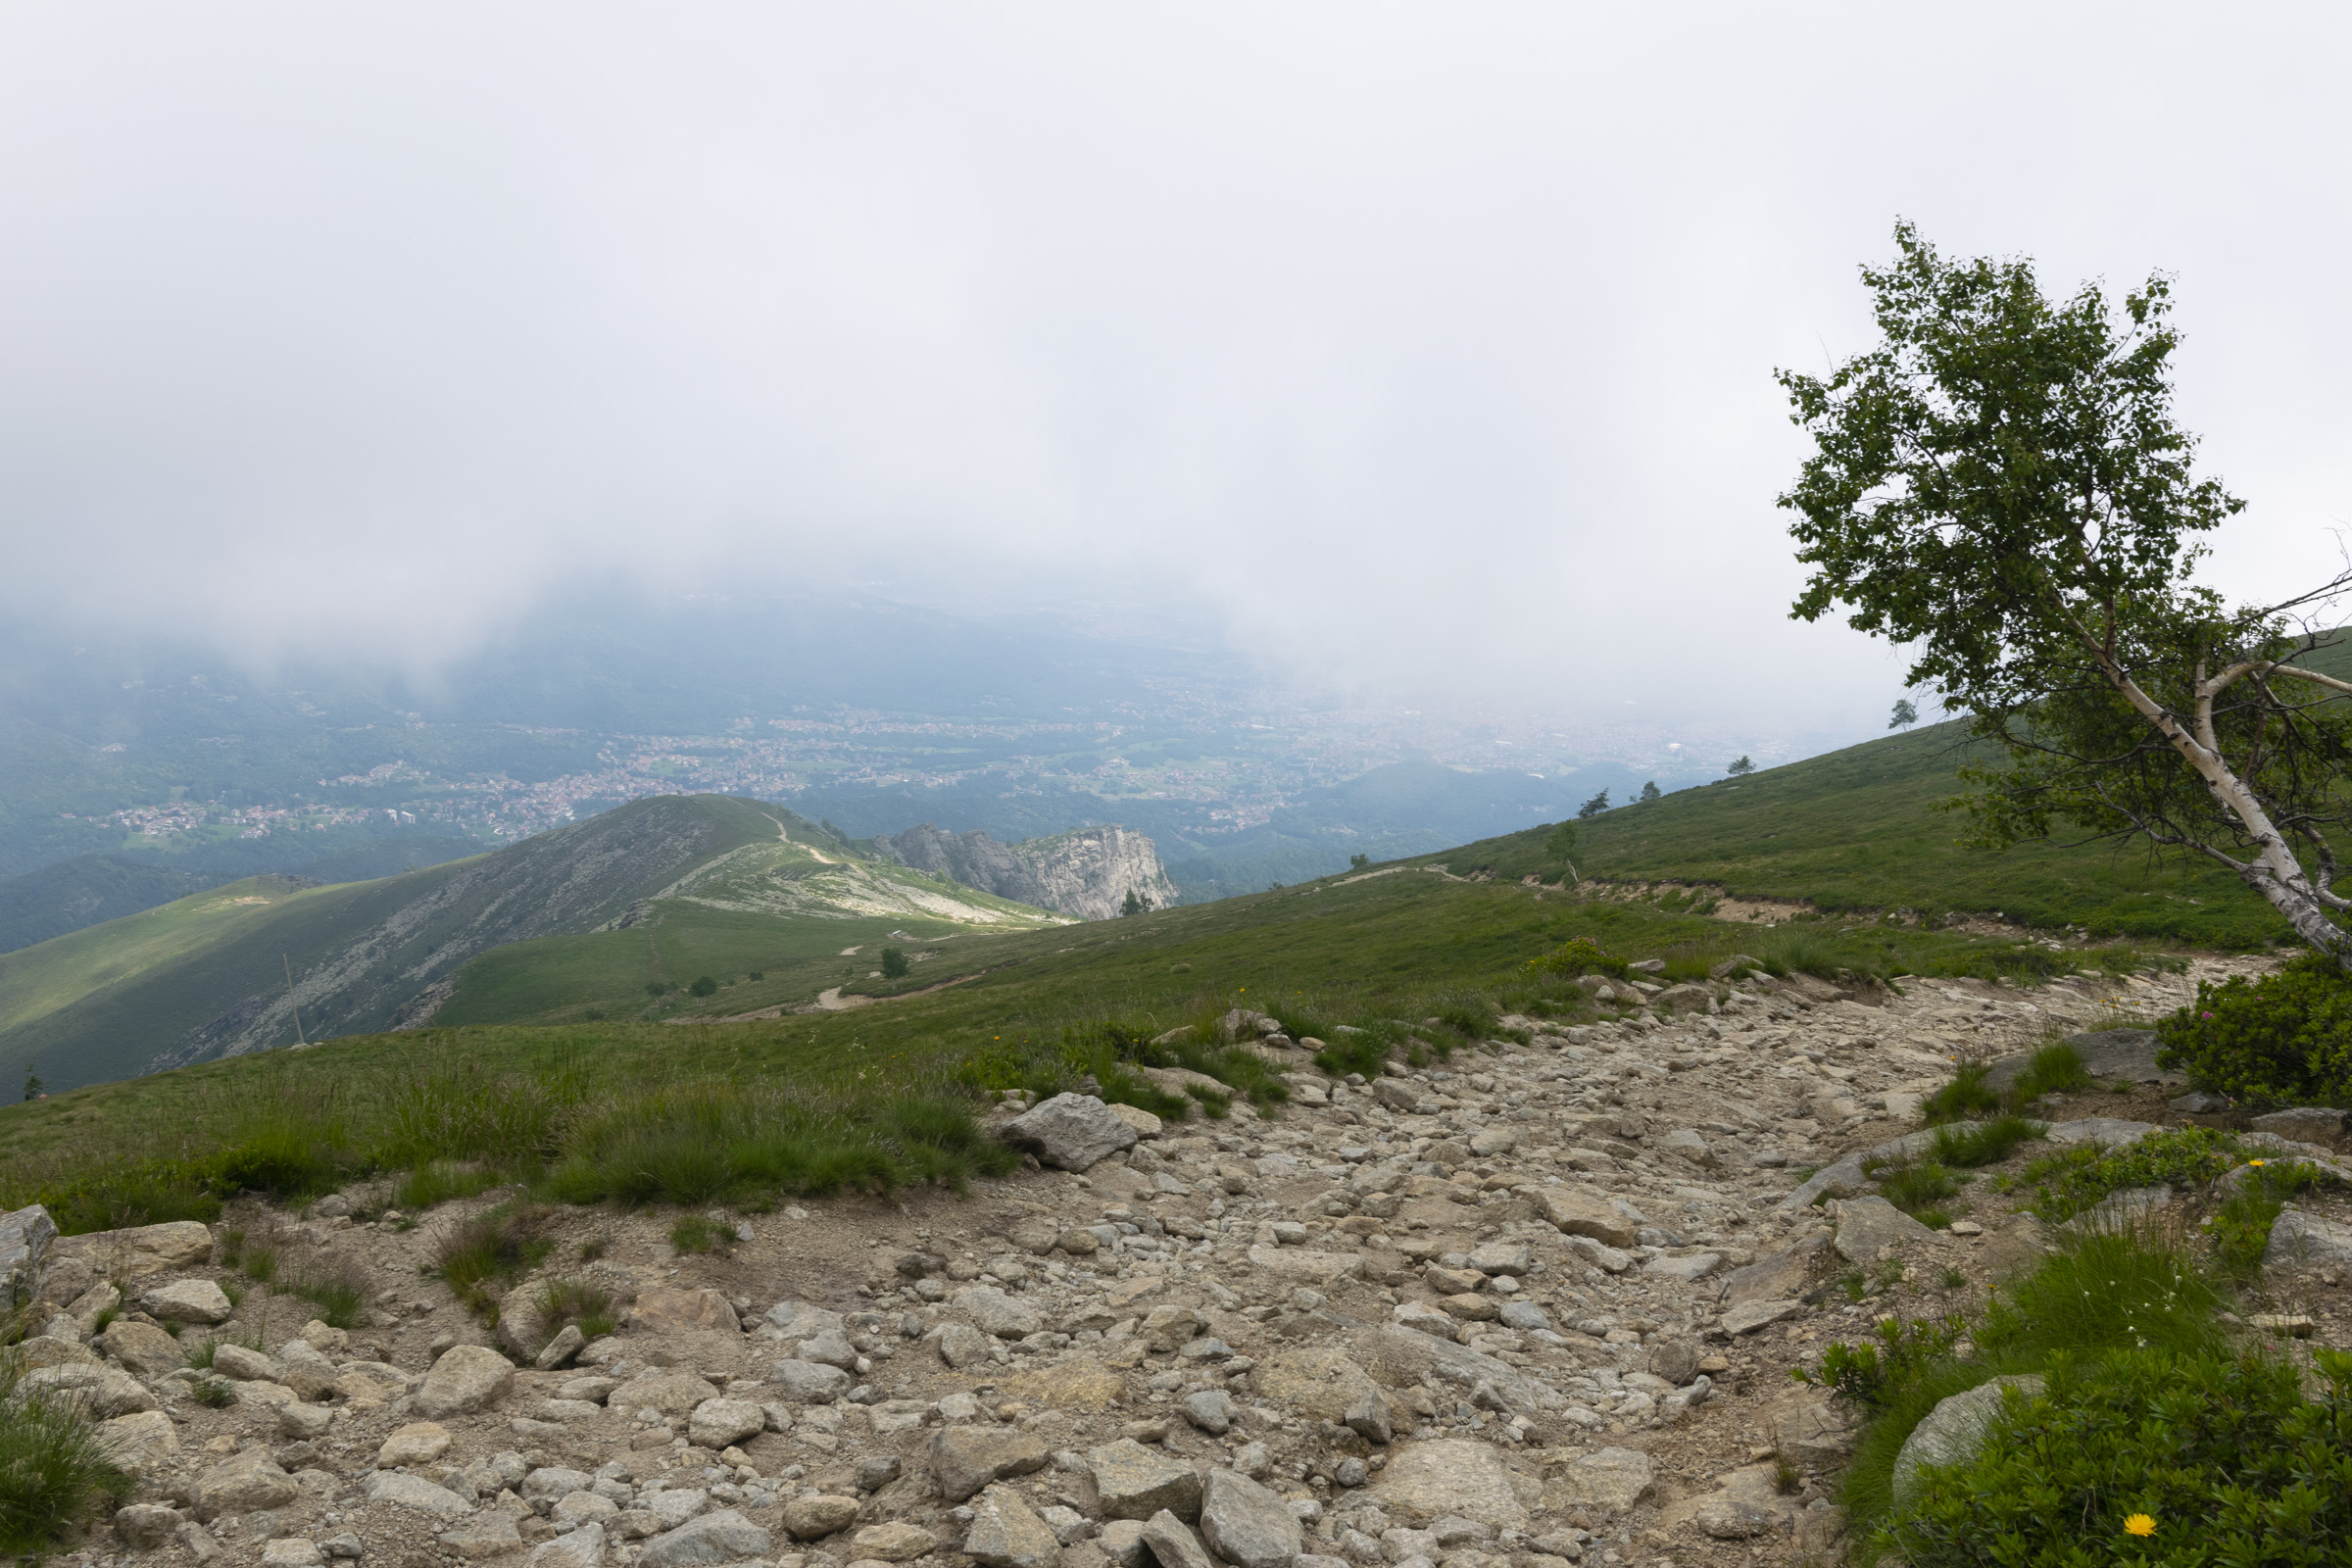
xmin=637 ymin=1510 xmax=771 ymax=1568
xmin=1139 ymin=1510 xmax=1217 ymax=1568
xmin=2250 ymin=1107 xmax=2347 ymax=1145
xmin=190 ymin=1448 xmax=300 ymax=1522
xmin=1369 ymin=1439 xmax=1532 ymax=1527
xmin=93 ymin=1410 xmax=179 ymax=1475
xmin=1546 ymin=1446 xmax=1653 ymax=1516
xmin=1535 ymin=1189 xmax=1637 ymax=1248
xmin=1090 ymin=1437 xmax=1204 ymax=1521
xmin=97 ymin=1318 xmax=185 ymax=1377
xmin=52 ymin=1219 xmax=212 ymax=1281
xmin=376 ymin=1421 xmax=453 ymax=1466
xmin=1721 ymin=1298 xmax=1805 ymax=1336
xmin=115 ymin=1503 xmax=184 ymax=1548
xmin=366 ymin=1470 xmax=473 ymax=1519
xmin=781 ymin=1494 xmax=861 ymax=1540
xmin=631 ymin=1286 xmax=739 ymax=1335
xmin=1830 ymin=1196 xmax=1936 ymax=1263
xmin=2265 ymin=1207 xmax=2352 ymax=1269
xmin=140 ymin=1278 xmax=233 ymax=1324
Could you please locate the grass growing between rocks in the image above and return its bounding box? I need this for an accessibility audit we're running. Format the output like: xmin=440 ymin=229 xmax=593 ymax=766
xmin=433 ymin=1201 xmax=555 ymax=1317
xmin=2017 ymin=1127 xmax=2243 ymax=1223
xmin=1928 ymin=1114 xmax=2044 ymax=1168
xmin=1813 ymin=1217 xmax=2273 ymax=1562
xmin=0 ymin=1345 xmax=130 ymax=1551
xmin=0 ymin=865 xmax=2184 ymax=1234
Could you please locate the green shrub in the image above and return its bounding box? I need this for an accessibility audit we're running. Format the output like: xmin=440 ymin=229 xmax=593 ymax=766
xmin=2006 ymin=1041 xmax=2092 ymax=1102
xmin=2156 ymin=952 xmax=2352 ymax=1103
xmin=1525 ymin=937 xmax=1628 ymax=980
xmin=687 ymin=975 xmax=718 ymax=998
xmin=2206 ymin=1159 xmax=2344 ymax=1278
xmin=1920 ymin=1063 xmax=2000 ymax=1125
xmin=879 ymin=948 xmax=909 ymax=980
xmin=2017 ymin=1126 xmax=2240 ymax=1223
xmin=1884 ymin=1348 xmax=2352 ymax=1566
xmin=1311 ymin=1028 xmax=1391 ymax=1082
xmin=1930 ymin=1114 xmax=2044 ymax=1167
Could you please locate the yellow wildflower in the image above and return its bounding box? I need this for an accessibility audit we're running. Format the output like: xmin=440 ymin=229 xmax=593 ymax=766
xmin=2249 ymin=1158 xmax=2267 ymax=1167
xmin=2124 ymin=1513 xmax=2157 ymax=1538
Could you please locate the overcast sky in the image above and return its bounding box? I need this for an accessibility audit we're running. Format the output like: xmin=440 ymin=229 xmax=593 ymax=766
xmin=3 ymin=4 xmax=2345 ymax=742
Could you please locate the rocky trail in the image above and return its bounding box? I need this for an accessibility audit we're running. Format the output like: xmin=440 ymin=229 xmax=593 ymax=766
xmin=10 ymin=952 xmax=2350 ymax=1568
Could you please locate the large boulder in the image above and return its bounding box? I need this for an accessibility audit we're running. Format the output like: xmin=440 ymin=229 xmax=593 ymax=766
xmin=52 ymin=1219 xmax=213 ymax=1281
xmin=931 ymin=1427 xmax=1050 ymax=1504
xmin=367 ymin=1471 xmax=474 ymax=1519
xmin=414 ymin=1345 xmax=515 ymax=1419
xmin=377 ymin=1422 xmax=454 ymax=1467
xmin=954 ymin=1286 xmax=1042 ymax=1339
xmin=767 ymin=1359 xmax=852 ymax=1402
xmin=997 ymin=1094 xmax=1139 ymax=1171
xmin=190 ymin=1447 xmax=300 ymax=1521
xmin=1890 ymin=1376 xmax=2043 ymax=1503
xmin=631 ymin=1287 xmax=740 ymax=1335
xmin=849 ymin=1523 xmax=937 ymax=1563
xmin=1089 ymin=1438 xmax=1203 ymax=1521
xmin=963 ymin=1484 xmax=1060 ymax=1568
xmin=526 ymin=1522 xmax=606 ymax=1568
xmin=2264 ymin=1207 xmax=2352 ymax=1269
xmin=781 ymin=1494 xmax=860 ymax=1540
xmin=687 ymin=1397 xmax=766 ymax=1450
xmin=94 ymin=1410 xmax=179 ymax=1477
xmin=1721 ymin=1240 xmax=1824 ymax=1304
xmin=1139 ymin=1512 xmax=1216 ymax=1568
xmin=1198 ymin=1468 xmax=1301 ymax=1568
xmin=2249 ymin=1107 xmax=2348 ymax=1145
xmin=1369 ymin=1439 xmax=1533 ymax=1527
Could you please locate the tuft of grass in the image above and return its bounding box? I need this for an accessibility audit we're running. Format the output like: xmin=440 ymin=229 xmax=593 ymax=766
xmin=1920 ymin=1064 xmax=2001 ymax=1126
xmin=1936 ymin=1266 xmax=1968 ymax=1290
xmin=396 ymin=1160 xmax=502 ymax=1213
xmin=1930 ymin=1115 xmax=2044 ymax=1167
xmin=535 ymin=1277 xmax=618 ymax=1344
xmin=281 ymin=1253 xmax=370 ymax=1329
xmin=577 ymin=1236 xmax=609 ymax=1263
xmin=1871 ymin=1160 xmax=1960 ymax=1221
xmin=0 ymin=1350 xmax=134 ymax=1550
xmin=2006 ymin=1041 xmax=2093 ymax=1103
xmin=668 ymin=1214 xmax=734 ymax=1255
xmin=188 ymin=1376 xmax=235 ymax=1408
xmin=432 ymin=1201 xmax=554 ymax=1316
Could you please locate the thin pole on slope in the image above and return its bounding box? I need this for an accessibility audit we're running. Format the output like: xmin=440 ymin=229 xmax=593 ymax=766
xmin=284 ymin=953 xmax=308 ymax=1047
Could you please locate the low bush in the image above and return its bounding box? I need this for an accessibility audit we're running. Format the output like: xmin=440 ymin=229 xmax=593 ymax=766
xmin=1524 ymin=936 xmax=1628 ymax=980
xmin=1884 ymin=1348 xmax=2352 ymax=1565
xmin=2156 ymin=952 xmax=2352 ymax=1103
xmin=2017 ymin=1127 xmax=2241 ymax=1223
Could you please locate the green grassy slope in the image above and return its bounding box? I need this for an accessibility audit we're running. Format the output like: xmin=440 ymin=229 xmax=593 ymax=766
xmin=0 ymin=858 xmax=2169 ymax=1216
xmin=0 ymin=795 xmax=1064 ymax=1094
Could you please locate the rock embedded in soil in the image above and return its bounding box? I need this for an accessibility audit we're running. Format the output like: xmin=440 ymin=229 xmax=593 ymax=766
xmin=932 ymin=1426 xmax=1051 ymax=1503
xmin=1199 ymin=1467 xmax=1302 ymax=1568
xmin=414 ymin=1343 xmax=516 ymax=1418
xmin=965 ymin=1484 xmax=1063 ymax=1568
xmin=999 ymin=1093 xmax=1140 ymax=1171
xmin=1891 ymin=1376 xmax=2044 ymax=1503
xmin=1090 ymin=1437 xmax=1205 ymax=1521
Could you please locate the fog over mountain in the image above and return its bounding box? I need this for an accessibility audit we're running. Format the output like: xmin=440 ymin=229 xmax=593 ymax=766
xmin=4 ymin=4 xmax=2345 ymax=752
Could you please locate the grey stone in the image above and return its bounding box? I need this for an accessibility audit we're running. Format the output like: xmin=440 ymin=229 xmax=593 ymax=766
xmin=1496 ymin=1300 xmax=1551 ymax=1332
xmin=2250 ymin=1107 xmax=2347 ymax=1145
xmin=964 ymin=1484 xmax=1062 ymax=1568
xmin=767 ymin=1359 xmax=853 ymax=1401
xmin=1465 ymin=1242 xmax=1532 ymax=1276
xmin=956 ymin=1285 xmax=1043 ymax=1339
xmin=52 ymin=1218 xmax=213 ymax=1281
xmin=1369 ymin=1439 xmax=1531 ymax=1527
xmin=938 ymin=1323 xmax=994 ymax=1369
xmin=798 ymin=1329 xmax=859 ymax=1369
xmin=763 ymin=1298 xmax=846 ymax=1340
xmin=688 ymin=1396 xmax=766 ymax=1449
xmin=1181 ymin=1389 xmax=1239 ymax=1435
xmin=190 ymin=1448 xmax=300 ymax=1522
xmin=1343 ymin=1390 xmax=1392 ymax=1445
xmin=1657 ymin=1129 xmax=1715 ymax=1167
xmin=850 ymin=1521 xmax=938 ymax=1563
xmin=0 ymin=1203 xmax=57 ymax=1306
xmin=1357 ymin=1326 xmax=1555 ymax=1419
xmin=439 ymin=1513 xmax=526 ymax=1560
xmin=637 ymin=1509 xmax=772 ymax=1567
xmin=1721 ymin=1239 xmax=1825 ymax=1304
xmin=2042 ymin=1118 xmax=2158 ymax=1149
xmin=527 ymin=1523 xmax=608 ymax=1568
xmin=1199 ymin=1468 xmax=1301 ymax=1568
xmin=140 ymin=1278 xmax=233 ymax=1324
xmin=114 ymin=1503 xmax=184 ymax=1548
xmin=2264 ymin=1207 xmax=2352 ymax=1269
xmin=1830 ymin=1197 xmax=1935 ymax=1263
xmin=1694 ymin=1497 xmax=1775 ymax=1540
xmin=1642 ymin=1251 xmax=1722 ymax=1282
xmin=1090 ymin=1438 xmax=1203 ymax=1521
xmin=781 ymin=1494 xmax=860 ymax=1540
xmin=1535 ymin=1189 xmax=1638 ymax=1248
xmin=999 ymin=1093 xmax=1139 ymax=1171
xmin=1721 ymin=1299 xmax=1804 ymax=1336
xmin=1099 ymin=1519 xmax=1149 ymax=1568
xmin=1776 ymin=1158 xmax=1867 ymax=1212
xmin=1139 ymin=1511 xmax=1216 ymax=1568
xmin=2170 ymin=1091 xmax=2231 ymax=1113
xmin=932 ymin=1427 xmax=1050 ymax=1503
xmin=535 ymin=1325 xmax=587 ymax=1370
xmin=1983 ymin=1030 xmax=2177 ymax=1092
xmin=366 ymin=1471 xmax=473 ymax=1520
xmin=415 ymin=1345 xmax=514 ymax=1419
xmin=211 ymin=1343 xmax=280 ymax=1382
xmin=93 ymin=1410 xmax=179 ymax=1476
xmin=1647 ymin=1339 xmax=1701 ymax=1387
xmin=1890 ymin=1376 xmax=2043 ymax=1503
xmin=1546 ymin=1446 xmax=1652 ymax=1515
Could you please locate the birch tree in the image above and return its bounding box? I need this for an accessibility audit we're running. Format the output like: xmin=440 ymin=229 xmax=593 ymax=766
xmin=1781 ymin=223 xmax=2352 ymax=964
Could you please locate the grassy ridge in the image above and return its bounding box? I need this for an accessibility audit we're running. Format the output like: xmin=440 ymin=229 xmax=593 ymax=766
xmin=1429 ymin=719 xmax=2300 ymax=946
xmin=0 ymin=864 xmax=2175 ymax=1228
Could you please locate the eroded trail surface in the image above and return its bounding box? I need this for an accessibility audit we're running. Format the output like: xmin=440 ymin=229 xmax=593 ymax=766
xmin=28 ymin=953 xmax=2349 ymax=1568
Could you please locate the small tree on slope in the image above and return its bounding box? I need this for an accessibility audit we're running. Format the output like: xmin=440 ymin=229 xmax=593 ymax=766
xmin=1781 ymin=223 xmax=2352 ymax=966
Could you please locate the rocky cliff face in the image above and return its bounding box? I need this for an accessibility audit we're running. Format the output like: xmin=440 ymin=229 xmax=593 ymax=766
xmin=868 ymin=823 xmax=1179 ymax=921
